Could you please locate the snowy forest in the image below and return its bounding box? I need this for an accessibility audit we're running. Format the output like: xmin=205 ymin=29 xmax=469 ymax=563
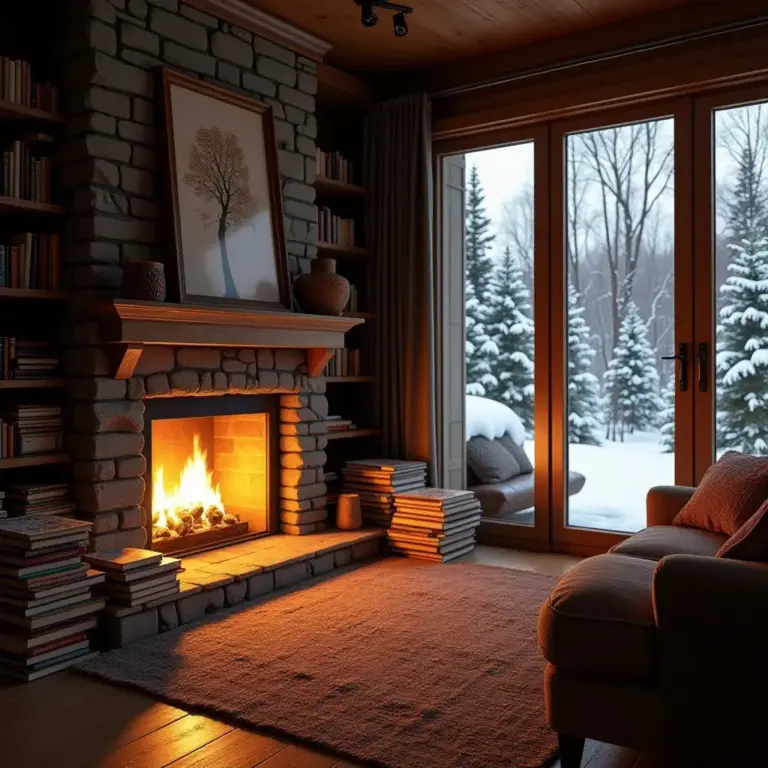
xmin=466 ymin=104 xmax=768 ymax=467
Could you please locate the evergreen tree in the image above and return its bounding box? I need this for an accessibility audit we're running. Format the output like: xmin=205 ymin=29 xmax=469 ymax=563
xmin=716 ymin=143 xmax=768 ymax=455
xmin=567 ymin=282 xmax=602 ymax=445
xmin=659 ymin=377 xmax=675 ymax=453
xmin=465 ymin=164 xmax=497 ymax=396
xmin=484 ymin=246 xmax=534 ymax=430
xmin=602 ymin=302 xmax=662 ymax=441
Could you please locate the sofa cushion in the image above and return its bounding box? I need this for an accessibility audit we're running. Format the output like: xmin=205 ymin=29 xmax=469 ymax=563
xmin=673 ymin=451 xmax=768 ymax=536
xmin=538 ymin=554 xmax=656 ymax=682
xmin=466 ymin=436 xmax=520 ymax=484
xmin=499 ymin=435 xmax=534 ymax=474
xmin=717 ymin=499 xmax=768 ymax=561
xmin=609 ymin=525 xmax=727 ymax=561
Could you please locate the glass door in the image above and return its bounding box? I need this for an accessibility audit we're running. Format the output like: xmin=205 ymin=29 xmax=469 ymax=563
xmin=435 ymin=126 xmax=551 ymax=550
xmin=551 ymin=101 xmax=695 ymax=553
xmin=693 ymin=88 xmax=768 ymax=480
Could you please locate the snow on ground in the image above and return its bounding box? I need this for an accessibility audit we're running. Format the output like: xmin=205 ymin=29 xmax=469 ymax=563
xmin=523 ymin=430 xmax=674 ymax=533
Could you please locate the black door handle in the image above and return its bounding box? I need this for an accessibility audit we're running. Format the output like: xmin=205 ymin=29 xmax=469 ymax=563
xmin=661 ymin=343 xmax=688 ymax=392
xmin=697 ymin=343 xmax=708 ymax=392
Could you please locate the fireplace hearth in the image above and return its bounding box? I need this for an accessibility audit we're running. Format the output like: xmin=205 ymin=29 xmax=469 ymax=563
xmin=143 ymin=395 xmax=280 ymax=556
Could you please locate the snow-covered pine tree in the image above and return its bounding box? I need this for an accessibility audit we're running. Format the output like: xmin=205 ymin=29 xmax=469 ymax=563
xmin=484 ymin=246 xmax=534 ymax=430
xmin=659 ymin=377 xmax=675 ymax=453
xmin=567 ymin=282 xmax=602 ymax=445
xmin=716 ymin=145 xmax=768 ymax=455
xmin=465 ymin=164 xmax=497 ymax=396
xmin=602 ymin=302 xmax=663 ymax=441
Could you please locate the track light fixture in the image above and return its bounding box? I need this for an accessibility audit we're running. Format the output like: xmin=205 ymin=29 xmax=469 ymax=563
xmin=354 ymin=1 xmax=413 ymax=37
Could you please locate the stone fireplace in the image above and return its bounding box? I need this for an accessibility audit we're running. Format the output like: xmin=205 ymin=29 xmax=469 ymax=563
xmin=144 ymin=394 xmax=280 ymax=555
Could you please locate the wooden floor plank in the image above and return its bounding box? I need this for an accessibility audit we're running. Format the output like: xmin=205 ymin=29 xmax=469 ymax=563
xmin=101 ymin=714 xmax=234 ymax=768
xmin=257 ymin=745 xmax=340 ymax=768
xmin=166 ymin=728 xmax=288 ymax=768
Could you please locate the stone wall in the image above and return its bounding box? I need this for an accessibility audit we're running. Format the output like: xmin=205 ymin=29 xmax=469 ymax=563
xmin=53 ymin=0 xmax=323 ymax=550
xmin=69 ymin=345 xmax=330 ymax=550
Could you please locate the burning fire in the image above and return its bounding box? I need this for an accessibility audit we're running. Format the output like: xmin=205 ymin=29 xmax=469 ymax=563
xmin=152 ymin=434 xmax=240 ymax=540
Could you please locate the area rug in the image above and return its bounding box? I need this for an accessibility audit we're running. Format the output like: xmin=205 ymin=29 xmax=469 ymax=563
xmin=77 ymin=559 xmax=558 ymax=768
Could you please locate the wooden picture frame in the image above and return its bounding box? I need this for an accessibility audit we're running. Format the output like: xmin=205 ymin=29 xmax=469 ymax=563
xmin=160 ymin=69 xmax=290 ymax=310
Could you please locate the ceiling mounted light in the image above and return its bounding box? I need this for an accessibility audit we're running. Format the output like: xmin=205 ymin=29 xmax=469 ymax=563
xmin=354 ymin=1 xmax=413 ymax=37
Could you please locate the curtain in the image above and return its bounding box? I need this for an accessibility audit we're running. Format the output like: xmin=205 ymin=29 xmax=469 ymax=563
xmin=363 ymin=93 xmax=437 ymax=485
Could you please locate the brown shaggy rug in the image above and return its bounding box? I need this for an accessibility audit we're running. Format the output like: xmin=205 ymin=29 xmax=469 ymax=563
xmin=78 ymin=559 xmax=557 ymax=768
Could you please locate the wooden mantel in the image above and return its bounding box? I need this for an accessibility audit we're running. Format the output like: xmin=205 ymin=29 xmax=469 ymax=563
xmin=91 ymin=300 xmax=364 ymax=380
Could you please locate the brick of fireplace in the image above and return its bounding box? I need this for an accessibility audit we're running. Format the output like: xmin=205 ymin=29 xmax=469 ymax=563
xmin=67 ymin=345 xmax=329 ymax=551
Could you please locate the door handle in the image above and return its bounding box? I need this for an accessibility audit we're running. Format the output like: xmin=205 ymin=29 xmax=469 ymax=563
xmin=697 ymin=342 xmax=708 ymax=392
xmin=661 ymin=343 xmax=688 ymax=392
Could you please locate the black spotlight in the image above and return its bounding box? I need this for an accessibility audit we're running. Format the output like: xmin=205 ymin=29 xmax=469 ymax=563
xmin=393 ymin=11 xmax=408 ymax=37
xmin=360 ymin=1 xmax=378 ymax=27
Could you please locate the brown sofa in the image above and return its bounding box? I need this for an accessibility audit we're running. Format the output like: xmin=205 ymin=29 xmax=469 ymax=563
xmin=538 ymin=485 xmax=768 ymax=767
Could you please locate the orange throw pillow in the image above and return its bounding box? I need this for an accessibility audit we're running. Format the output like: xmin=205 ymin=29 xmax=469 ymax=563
xmin=716 ymin=499 xmax=768 ymax=560
xmin=673 ymin=451 xmax=768 ymax=536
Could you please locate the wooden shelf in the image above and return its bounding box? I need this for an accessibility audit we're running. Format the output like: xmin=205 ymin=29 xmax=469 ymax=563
xmin=0 ymin=99 xmax=64 ymax=124
xmin=0 ymin=379 xmax=65 ymax=389
xmin=317 ymin=242 xmax=370 ymax=260
xmin=0 ymin=453 xmax=68 ymax=469
xmin=325 ymin=376 xmax=375 ymax=383
xmin=0 ymin=287 xmax=66 ymax=300
xmin=314 ymin=176 xmax=367 ymax=197
xmin=0 ymin=197 xmax=65 ymax=215
xmin=326 ymin=428 xmax=381 ymax=441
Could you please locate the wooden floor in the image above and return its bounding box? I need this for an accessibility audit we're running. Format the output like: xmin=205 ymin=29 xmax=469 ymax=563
xmin=0 ymin=546 xmax=661 ymax=768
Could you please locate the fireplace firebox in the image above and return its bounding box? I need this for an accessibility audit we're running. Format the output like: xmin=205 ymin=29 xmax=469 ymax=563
xmin=143 ymin=395 xmax=280 ymax=556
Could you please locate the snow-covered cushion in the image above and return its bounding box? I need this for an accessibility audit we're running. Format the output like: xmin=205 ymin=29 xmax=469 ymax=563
xmin=466 ymin=436 xmax=520 ymax=484
xmin=673 ymin=451 xmax=768 ymax=536
xmin=466 ymin=395 xmax=525 ymax=445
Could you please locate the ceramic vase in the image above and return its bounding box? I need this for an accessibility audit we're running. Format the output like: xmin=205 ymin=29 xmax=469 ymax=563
xmin=293 ymin=257 xmax=350 ymax=316
xmin=122 ymin=261 xmax=167 ymax=302
xmin=336 ymin=493 xmax=363 ymax=530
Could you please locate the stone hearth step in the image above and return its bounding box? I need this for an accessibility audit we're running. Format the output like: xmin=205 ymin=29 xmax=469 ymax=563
xmin=102 ymin=529 xmax=386 ymax=648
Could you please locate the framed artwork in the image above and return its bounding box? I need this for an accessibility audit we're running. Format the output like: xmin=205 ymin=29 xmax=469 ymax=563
xmin=160 ymin=69 xmax=290 ymax=310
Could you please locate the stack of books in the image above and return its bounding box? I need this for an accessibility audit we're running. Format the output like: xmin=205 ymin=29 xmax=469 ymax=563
xmin=0 ymin=234 xmax=62 ymax=290
xmin=389 ymin=489 xmax=482 ymax=562
xmin=85 ymin=549 xmax=182 ymax=610
xmin=1 ymin=338 xmax=60 ymax=379
xmin=341 ymin=459 xmax=427 ymax=527
xmin=326 ymin=416 xmax=357 ymax=434
xmin=0 ymin=516 xmax=104 ymax=682
xmin=4 ymin=483 xmax=74 ymax=517
xmin=0 ymin=404 xmax=62 ymax=458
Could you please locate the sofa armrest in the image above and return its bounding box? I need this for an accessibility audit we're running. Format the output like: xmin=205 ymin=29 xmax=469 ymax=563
xmin=645 ymin=485 xmax=694 ymax=527
xmin=652 ymin=555 xmax=768 ymax=765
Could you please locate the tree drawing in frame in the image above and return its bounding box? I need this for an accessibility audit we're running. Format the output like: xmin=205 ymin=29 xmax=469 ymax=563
xmin=183 ymin=126 xmax=256 ymax=299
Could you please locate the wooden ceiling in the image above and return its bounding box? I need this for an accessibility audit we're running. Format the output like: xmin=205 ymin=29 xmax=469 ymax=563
xmin=251 ymin=0 xmax=699 ymax=72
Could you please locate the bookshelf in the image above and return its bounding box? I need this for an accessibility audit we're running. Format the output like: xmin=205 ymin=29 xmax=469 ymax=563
xmin=0 ymin=40 xmax=68 ymax=532
xmin=316 ymin=66 xmax=379 ymax=505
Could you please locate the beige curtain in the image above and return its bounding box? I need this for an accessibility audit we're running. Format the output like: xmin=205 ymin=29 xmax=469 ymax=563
xmin=363 ymin=93 xmax=437 ymax=484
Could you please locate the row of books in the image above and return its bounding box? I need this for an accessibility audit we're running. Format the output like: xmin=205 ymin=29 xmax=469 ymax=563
xmin=345 ymin=284 xmax=360 ymax=313
xmin=324 ymin=348 xmax=363 ymax=377
xmin=3 ymin=483 xmax=74 ymax=518
xmin=0 ymin=405 xmax=63 ymax=458
xmin=2 ymin=141 xmax=53 ymax=203
xmin=0 ymin=234 xmax=61 ymax=290
xmin=317 ymin=207 xmax=356 ymax=247
xmin=0 ymin=57 xmax=59 ymax=113
xmin=316 ymin=149 xmax=355 ymax=185
xmin=0 ymin=492 xmax=5 ymax=520
xmin=0 ymin=516 xmax=102 ymax=682
xmin=1 ymin=338 xmax=59 ymax=380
